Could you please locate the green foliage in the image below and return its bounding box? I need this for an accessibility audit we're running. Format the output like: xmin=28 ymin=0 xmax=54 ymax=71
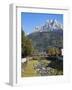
xmin=21 ymin=29 xmax=34 ymax=58
xmin=47 ymin=47 xmax=61 ymax=56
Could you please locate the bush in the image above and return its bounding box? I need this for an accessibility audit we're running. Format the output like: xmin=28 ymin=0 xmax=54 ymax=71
xmin=46 ymin=47 xmax=61 ymax=56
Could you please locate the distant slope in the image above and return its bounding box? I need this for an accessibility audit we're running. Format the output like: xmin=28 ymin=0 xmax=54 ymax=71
xmin=27 ymin=30 xmax=63 ymax=52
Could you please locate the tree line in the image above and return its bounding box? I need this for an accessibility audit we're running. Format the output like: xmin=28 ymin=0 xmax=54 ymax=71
xmin=21 ymin=29 xmax=62 ymax=58
xmin=21 ymin=29 xmax=34 ymax=58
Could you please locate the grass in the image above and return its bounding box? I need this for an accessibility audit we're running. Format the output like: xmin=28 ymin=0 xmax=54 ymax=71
xmin=21 ymin=60 xmax=40 ymax=77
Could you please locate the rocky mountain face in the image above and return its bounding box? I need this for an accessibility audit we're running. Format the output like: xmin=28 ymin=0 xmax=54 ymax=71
xmin=34 ymin=19 xmax=63 ymax=32
xmin=27 ymin=19 xmax=63 ymax=52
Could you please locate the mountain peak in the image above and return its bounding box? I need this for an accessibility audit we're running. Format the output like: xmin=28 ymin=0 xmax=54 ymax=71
xmin=34 ymin=19 xmax=63 ymax=32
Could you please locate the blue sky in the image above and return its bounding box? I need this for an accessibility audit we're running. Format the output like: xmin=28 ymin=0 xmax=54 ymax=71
xmin=21 ymin=12 xmax=63 ymax=34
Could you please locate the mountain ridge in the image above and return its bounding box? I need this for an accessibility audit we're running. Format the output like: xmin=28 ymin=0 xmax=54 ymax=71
xmin=27 ymin=19 xmax=63 ymax=52
xmin=33 ymin=19 xmax=63 ymax=33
